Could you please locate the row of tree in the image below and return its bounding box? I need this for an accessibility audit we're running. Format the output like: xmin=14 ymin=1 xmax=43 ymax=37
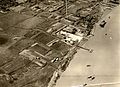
xmin=0 ymin=0 xmax=19 ymax=11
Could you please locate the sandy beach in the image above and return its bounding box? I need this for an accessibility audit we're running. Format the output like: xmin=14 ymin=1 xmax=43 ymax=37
xmin=56 ymin=5 xmax=120 ymax=87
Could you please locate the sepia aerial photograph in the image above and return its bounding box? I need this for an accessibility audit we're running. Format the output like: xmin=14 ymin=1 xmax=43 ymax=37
xmin=0 ymin=0 xmax=120 ymax=87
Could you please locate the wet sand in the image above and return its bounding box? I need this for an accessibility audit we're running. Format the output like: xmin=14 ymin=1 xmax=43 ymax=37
xmin=56 ymin=6 xmax=120 ymax=87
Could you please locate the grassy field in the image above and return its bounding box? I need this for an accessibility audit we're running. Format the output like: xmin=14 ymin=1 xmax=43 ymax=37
xmin=0 ymin=12 xmax=31 ymax=30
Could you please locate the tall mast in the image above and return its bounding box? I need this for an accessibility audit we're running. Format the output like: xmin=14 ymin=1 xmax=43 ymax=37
xmin=65 ymin=0 xmax=68 ymax=16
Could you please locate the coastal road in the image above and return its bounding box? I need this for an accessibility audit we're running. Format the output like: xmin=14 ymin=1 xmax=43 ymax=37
xmin=56 ymin=5 xmax=120 ymax=87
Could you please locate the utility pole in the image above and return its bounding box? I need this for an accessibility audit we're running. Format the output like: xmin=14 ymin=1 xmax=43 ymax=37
xmin=65 ymin=0 xmax=68 ymax=16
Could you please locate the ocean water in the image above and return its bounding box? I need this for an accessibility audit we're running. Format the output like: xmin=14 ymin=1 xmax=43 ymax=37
xmin=56 ymin=5 xmax=120 ymax=87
